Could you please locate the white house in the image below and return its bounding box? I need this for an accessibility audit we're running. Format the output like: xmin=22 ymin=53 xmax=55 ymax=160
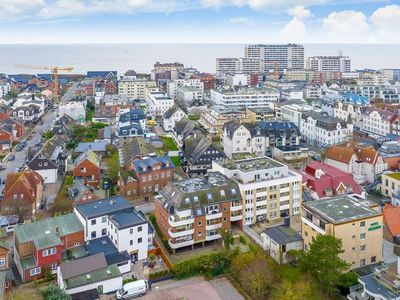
xmin=0 ymin=83 xmax=10 ymax=99
xmin=57 ymin=253 xmax=122 ymax=295
xmin=58 ymin=102 xmax=86 ymax=121
xmin=73 ymin=196 xmax=153 ymax=261
xmin=361 ymin=108 xmax=398 ymax=136
xmin=162 ymin=105 xmax=187 ymax=132
xmin=146 ymin=91 xmax=174 ymax=117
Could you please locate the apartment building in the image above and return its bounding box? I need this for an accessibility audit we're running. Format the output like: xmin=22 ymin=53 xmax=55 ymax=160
xmin=0 ymin=83 xmax=10 ymax=99
xmin=302 ymin=196 xmax=383 ymax=269
xmin=280 ymin=102 xmax=317 ymax=127
xmin=246 ymin=107 xmax=275 ymax=122
xmin=305 ymin=55 xmax=351 ymax=73
xmin=216 ymin=57 xmax=261 ymax=75
xmin=303 ymin=84 xmax=322 ymax=99
xmin=146 ymin=91 xmax=174 ymax=117
xmin=118 ymin=78 xmax=157 ymax=100
xmin=362 ymin=108 xmax=398 ymax=136
xmin=212 ymin=157 xmax=302 ymax=225
xmin=333 ymin=100 xmax=366 ymax=127
xmin=300 ymin=114 xmax=353 ymax=147
xmin=381 ymin=68 xmax=400 ymax=81
xmin=210 ymin=87 xmax=279 ymax=109
xmin=245 ymin=44 xmax=304 ymax=71
xmin=381 ymin=172 xmax=400 ymax=199
xmin=154 ymin=172 xmax=242 ymax=253
xmin=167 ymin=78 xmax=204 ymax=100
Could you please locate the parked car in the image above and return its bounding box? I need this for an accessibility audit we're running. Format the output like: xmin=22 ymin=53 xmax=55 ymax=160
xmin=0 ymin=165 xmax=5 ymax=171
xmin=8 ymin=154 xmax=15 ymax=161
xmin=116 ymin=280 xmax=151 ymax=299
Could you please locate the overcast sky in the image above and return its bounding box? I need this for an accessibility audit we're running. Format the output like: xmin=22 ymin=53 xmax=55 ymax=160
xmin=1 ymin=0 xmax=400 ymax=43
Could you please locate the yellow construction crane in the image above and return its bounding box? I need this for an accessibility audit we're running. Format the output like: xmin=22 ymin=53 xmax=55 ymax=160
xmin=14 ymin=64 xmax=73 ymax=102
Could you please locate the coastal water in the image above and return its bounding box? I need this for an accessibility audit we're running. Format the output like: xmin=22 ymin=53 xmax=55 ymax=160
xmin=0 ymin=44 xmax=399 ymax=75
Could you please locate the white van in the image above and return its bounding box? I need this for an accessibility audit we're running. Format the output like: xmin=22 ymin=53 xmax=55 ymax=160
xmin=116 ymin=280 xmax=150 ymax=299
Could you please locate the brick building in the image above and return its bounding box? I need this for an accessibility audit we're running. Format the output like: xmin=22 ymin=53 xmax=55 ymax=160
xmin=73 ymin=151 xmax=101 ymax=188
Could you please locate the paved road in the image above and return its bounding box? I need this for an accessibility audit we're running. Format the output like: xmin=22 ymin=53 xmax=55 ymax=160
xmin=61 ymin=82 xmax=79 ymax=104
xmin=0 ymin=110 xmax=56 ymax=194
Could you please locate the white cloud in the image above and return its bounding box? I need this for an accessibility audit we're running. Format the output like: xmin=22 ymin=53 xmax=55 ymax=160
xmin=228 ymin=16 xmax=250 ymax=23
xmin=323 ymin=10 xmax=369 ymax=42
xmin=226 ymin=0 xmax=326 ymax=10
xmin=370 ymin=5 xmax=400 ymax=37
xmin=201 ymin=0 xmax=223 ymax=8
xmin=0 ymin=0 xmax=44 ymax=18
xmin=288 ymin=6 xmax=311 ymax=19
xmin=280 ymin=17 xmax=306 ymax=40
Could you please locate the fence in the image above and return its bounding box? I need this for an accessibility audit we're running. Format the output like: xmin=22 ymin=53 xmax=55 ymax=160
xmin=243 ymin=226 xmax=264 ymax=248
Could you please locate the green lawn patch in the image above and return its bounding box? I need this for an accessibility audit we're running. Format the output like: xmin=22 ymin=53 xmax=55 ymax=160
xmin=279 ymin=264 xmax=302 ymax=283
xmin=188 ymin=114 xmax=200 ymax=121
xmin=161 ymin=136 xmax=179 ymax=151
xmin=386 ymin=173 xmax=400 ymax=180
xmin=170 ymin=156 xmax=181 ymax=166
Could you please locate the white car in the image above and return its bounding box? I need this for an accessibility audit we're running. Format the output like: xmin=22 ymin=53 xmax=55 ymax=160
xmin=116 ymin=280 xmax=150 ymax=299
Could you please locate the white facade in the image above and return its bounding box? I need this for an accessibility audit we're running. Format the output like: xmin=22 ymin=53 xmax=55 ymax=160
xmin=305 ymin=56 xmax=351 ymax=72
xmin=216 ymin=57 xmax=261 ymax=74
xmin=261 ymin=230 xmax=303 ymax=264
xmin=303 ymin=85 xmax=322 ymax=99
xmin=118 ymin=79 xmax=157 ymax=100
xmin=176 ymin=86 xmax=203 ymax=104
xmin=300 ymin=115 xmax=353 ymax=147
xmin=362 ymin=109 xmax=396 ymax=136
xmin=280 ymin=103 xmax=316 ymax=127
xmin=162 ymin=107 xmax=186 ymax=132
xmin=35 ymin=168 xmax=58 ymax=184
xmin=0 ymin=83 xmax=10 ymax=99
xmin=146 ymin=92 xmax=174 ymax=117
xmin=58 ymin=102 xmax=86 ymax=121
xmin=167 ymin=79 xmax=204 ymax=100
xmin=211 ymin=87 xmax=279 ymax=109
xmin=225 ymin=73 xmax=249 ymax=87
xmin=212 ymin=157 xmax=302 ymax=225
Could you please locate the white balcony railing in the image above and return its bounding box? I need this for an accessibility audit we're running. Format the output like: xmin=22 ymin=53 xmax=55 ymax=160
xmin=231 ymin=214 xmax=243 ymax=221
xmin=206 ymin=223 xmax=222 ymax=230
xmin=168 ymin=238 xmax=194 ymax=249
xmin=206 ymin=233 xmax=222 ymax=241
xmin=231 ymin=204 xmax=243 ymax=211
xmin=168 ymin=216 xmax=194 ymax=227
xmin=206 ymin=212 xmax=223 ymax=220
xmin=168 ymin=228 xmax=194 ymax=238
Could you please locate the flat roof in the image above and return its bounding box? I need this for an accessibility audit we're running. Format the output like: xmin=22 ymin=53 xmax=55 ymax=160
xmin=303 ymin=196 xmax=380 ymax=224
xmin=221 ymin=156 xmax=283 ymax=172
xmin=75 ymin=196 xmax=134 ymax=219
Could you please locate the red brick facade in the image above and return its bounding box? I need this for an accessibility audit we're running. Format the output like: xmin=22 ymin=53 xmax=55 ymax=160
xmin=73 ymin=159 xmax=101 ymax=188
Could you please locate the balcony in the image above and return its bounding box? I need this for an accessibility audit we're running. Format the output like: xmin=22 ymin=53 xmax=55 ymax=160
xmin=231 ymin=213 xmax=243 ymax=221
xmin=348 ymin=284 xmax=367 ymax=300
xmin=280 ymin=187 xmax=290 ymax=193
xmin=206 ymin=223 xmax=222 ymax=230
xmin=231 ymin=204 xmax=243 ymax=212
xmin=256 ymin=200 xmax=267 ymax=207
xmin=256 ymin=209 xmax=267 ymax=215
xmin=168 ymin=216 xmax=194 ymax=227
xmin=206 ymin=233 xmax=222 ymax=241
xmin=168 ymin=238 xmax=194 ymax=249
xmin=168 ymin=227 xmax=194 ymax=238
xmin=206 ymin=211 xmax=222 ymax=220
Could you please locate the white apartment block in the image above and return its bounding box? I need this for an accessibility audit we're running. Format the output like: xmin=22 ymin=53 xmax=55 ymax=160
xmin=167 ymin=78 xmax=204 ymax=99
xmin=118 ymin=78 xmax=157 ymax=100
xmin=305 ymin=56 xmax=351 ymax=73
xmin=212 ymin=157 xmax=302 ymax=225
xmin=58 ymin=102 xmax=86 ymax=121
xmin=303 ymin=84 xmax=322 ymax=99
xmin=334 ymin=101 xmax=364 ymax=127
xmin=362 ymin=108 xmax=398 ymax=136
xmin=300 ymin=114 xmax=353 ymax=147
xmin=0 ymin=83 xmax=10 ymax=99
xmin=216 ymin=57 xmax=261 ymax=75
xmin=176 ymin=86 xmax=203 ymax=104
xmin=280 ymin=103 xmax=318 ymax=127
xmin=146 ymin=91 xmax=174 ymax=117
xmin=245 ymin=44 xmax=304 ymax=71
xmin=210 ymin=87 xmax=279 ymax=109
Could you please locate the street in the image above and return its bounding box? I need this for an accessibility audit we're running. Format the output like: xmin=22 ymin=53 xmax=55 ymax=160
xmin=0 ymin=110 xmax=56 ymax=195
xmin=62 ymin=82 xmax=79 ymax=104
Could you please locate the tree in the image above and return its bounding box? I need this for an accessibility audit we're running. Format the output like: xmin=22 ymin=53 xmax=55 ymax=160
xmin=106 ymin=151 xmax=120 ymax=183
xmin=285 ymin=249 xmax=299 ymax=265
xmin=43 ymin=130 xmax=54 ymax=140
xmin=271 ymin=279 xmax=313 ymax=300
xmin=6 ymin=287 xmax=41 ymax=300
xmin=42 ymin=284 xmax=71 ymax=300
xmin=298 ymin=235 xmax=348 ymax=294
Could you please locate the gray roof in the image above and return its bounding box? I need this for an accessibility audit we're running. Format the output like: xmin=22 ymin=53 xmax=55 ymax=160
xmin=119 ymin=137 xmax=155 ymax=167
xmin=263 ymin=225 xmax=302 ymax=245
xmin=108 ymin=210 xmax=148 ymax=230
xmin=163 ymin=105 xmax=181 ymax=119
xmin=75 ymin=196 xmax=134 ymax=219
xmin=183 ymin=133 xmax=223 ymax=163
xmin=174 ymin=117 xmax=196 ymax=137
xmin=60 ymin=253 xmax=107 ymax=280
xmin=75 ymin=142 xmax=108 ymax=153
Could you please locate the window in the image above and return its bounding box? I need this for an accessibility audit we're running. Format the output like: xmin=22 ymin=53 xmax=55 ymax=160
xmin=371 ymin=256 xmax=376 ymax=263
xmin=130 ymin=240 xmax=133 ymax=246
xmin=130 ymin=228 xmax=133 ymax=234
xmin=51 ymin=263 xmax=57 ymax=270
xmin=223 ymin=217 xmax=227 ymax=222
xmin=101 ymin=216 xmax=107 ymax=223
xmin=360 ymin=233 xmax=366 ymax=240
xmin=0 ymin=258 xmax=5 ymax=267
xmin=30 ymin=267 xmax=41 ymax=276
xmin=91 ymin=219 xmax=96 ymax=225
xmin=73 ymin=241 xmax=80 ymax=247
xmin=360 ymin=245 xmax=366 ymax=252
xmin=138 ymin=226 xmax=142 ymax=232
xmin=198 ymin=221 xmax=202 ymax=226
xmin=360 ymin=221 xmax=365 ymax=227
xmin=138 ymin=238 xmax=142 ymax=243
xmin=42 ymin=248 xmax=56 ymax=257
xmin=91 ymin=231 xmax=96 ymax=239
xmin=198 ymin=232 xmax=202 ymax=237
xmin=101 ymin=228 xmax=107 ymax=236
xmin=360 ymin=259 xmax=366 ymax=266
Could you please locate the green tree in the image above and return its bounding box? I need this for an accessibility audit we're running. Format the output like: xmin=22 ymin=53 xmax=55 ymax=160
xmin=271 ymin=279 xmax=313 ymax=300
xmin=298 ymin=235 xmax=348 ymax=294
xmin=43 ymin=130 xmax=54 ymax=140
xmin=42 ymin=284 xmax=71 ymax=300
xmin=106 ymin=151 xmax=120 ymax=183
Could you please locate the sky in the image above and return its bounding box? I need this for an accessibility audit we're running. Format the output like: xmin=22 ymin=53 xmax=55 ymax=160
xmin=1 ymin=0 xmax=400 ymax=43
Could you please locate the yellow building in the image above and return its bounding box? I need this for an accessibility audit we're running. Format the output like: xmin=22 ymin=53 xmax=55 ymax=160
xmin=381 ymin=172 xmax=400 ymax=198
xmin=301 ymin=195 xmax=382 ymax=269
xmin=245 ymin=107 xmax=275 ymax=122
xmin=118 ymin=79 xmax=157 ymax=100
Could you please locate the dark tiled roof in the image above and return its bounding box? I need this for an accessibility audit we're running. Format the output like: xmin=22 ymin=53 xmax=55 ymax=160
xmin=133 ymin=156 xmax=174 ymax=174
xmin=75 ymin=196 xmax=133 ymax=219
xmin=263 ymin=225 xmax=302 ymax=245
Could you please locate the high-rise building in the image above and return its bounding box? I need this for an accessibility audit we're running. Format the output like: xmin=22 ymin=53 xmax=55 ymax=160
xmin=216 ymin=57 xmax=261 ymax=74
xmin=305 ymin=56 xmax=351 ymax=73
xmin=244 ymin=44 xmax=305 ymax=71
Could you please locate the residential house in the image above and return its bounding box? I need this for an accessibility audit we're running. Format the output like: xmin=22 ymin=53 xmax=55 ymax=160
xmin=68 ymin=182 xmax=99 ymax=204
xmin=27 ymin=135 xmax=67 ymax=183
xmin=92 ymin=105 xmax=120 ymax=124
xmin=75 ymin=142 xmax=108 ymax=156
xmin=213 ymin=157 xmax=302 ymax=225
xmin=1 ymin=170 xmax=44 ymax=220
xmin=302 ymin=161 xmax=362 ymax=200
xmin=146 ymin=91 xmax=174 ymax=117
xmin=58 ymin=102 xmax=86 ymax=121
xmin=73 ymin=151 xmax=101 ymax=189
xmin=382 ymin=204 xmax=400 ymax=246
xmin=162 ymin=105 xmax=186 ymax=132
xmin=222 ymin=119 xmax=301 ymax=159
xmin=381 ymin=172 xmax=400 ymax=199
xmin=3 ymin=117 xmax=25 ymax=139
xmin=261 ymin=221 xmax=303 ymax=264
xmin=325 ymin=144 xmax=387 ymax=184
xmin=155 ymin=172 xmax=242 ymax=253
xmin=13 ymin=213 xmax=84 ymax=282
xmin=182 ymin=133 xmax=225 ymax=176
xmin=118 ymin=137 xmax=155 ymax=170
xmin=0 ymin=125 xmax=13 ymax=154
xmin=362 ymin=108 xmax=398 ymax=136
xmin=245 ymin=107 xmax=275 ymax=122
xmin=200 ymin=106 xmax=250 ymax=135
xmin=173 ymin=117 xmax=197 ymax=147
xmin=117 ymin=108 xmax=146 ymax=140
xmin=302 ymin=196 xmax=383 ymax=269
xmin=118 ymin=156 xmax=174 ymax=198
xmin=73 ymin=196 xmax=153 ymax=260
xmin=11 ymin=106 xmax=39 ymax=123
xmin=0 ymin=233 xmax=9 ymax=271
xmin=57 ymin=253 xmax=122 ymax=295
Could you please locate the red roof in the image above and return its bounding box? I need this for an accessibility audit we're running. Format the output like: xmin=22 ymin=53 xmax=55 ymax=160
xmin=302 ymin=161 xmax=362 ymax=199
xmin=383 ymin=204 xmax=400 ymax=237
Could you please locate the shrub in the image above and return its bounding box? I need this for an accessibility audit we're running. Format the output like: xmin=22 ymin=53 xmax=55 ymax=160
xmin=42 ymin=285 xmax=71 ymax=300
xmin=239 ymin=235 xmax=247 ymax=245
xmin=123 ymin=276 xmax=137 ymax=285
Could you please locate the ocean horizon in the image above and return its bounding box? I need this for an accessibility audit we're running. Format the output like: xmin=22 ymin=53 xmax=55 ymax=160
xmin=1 ymin=43 xmax=400 ymax=75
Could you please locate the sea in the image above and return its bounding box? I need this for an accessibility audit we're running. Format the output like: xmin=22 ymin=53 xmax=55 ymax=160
xmin=0 ymin=44 xmax=400 ymax=75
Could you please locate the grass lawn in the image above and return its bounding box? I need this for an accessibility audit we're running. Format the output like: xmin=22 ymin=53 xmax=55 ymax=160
xmin=386 ymin=173 xmax=400 ymax=180
xmin=170 ymin=156 xmax=181 ymax=166
xmin=161 ymin=136 xmax=179 ymax=151
xmin=188 ymin=114 xmax=200 ymax=121
xmin=279 ymin=264 xmax=302 ymax=282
